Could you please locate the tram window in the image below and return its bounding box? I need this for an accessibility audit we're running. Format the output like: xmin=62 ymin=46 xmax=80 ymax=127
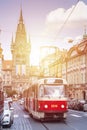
xmin=39 ymin=84 xmax=65 ymax=98
xmin=39 ymin=85 xmax=44 ymax=97
xmin=35 ymin=84 xmax=38 ymax=98
xmin=44 ymin=85 xmax=64 ymax=97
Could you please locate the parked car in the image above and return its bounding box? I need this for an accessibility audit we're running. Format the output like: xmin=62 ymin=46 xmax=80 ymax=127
xmin=1 ymin=101 xmax=14 ymax=127
xmin=5 ymin=97 xmax=13 ymax=104
xmin=19 ymin=98 xmax=24 ymax=105
xmin=83 ymin=101 xmax=87 ymax=112
xmin=68 ymin=99 xmax=86 ymax=111
xmin=77 ymin=100 xmax=86 ymax=111
xmin=68 ymin=99 xmax=78 ymax=110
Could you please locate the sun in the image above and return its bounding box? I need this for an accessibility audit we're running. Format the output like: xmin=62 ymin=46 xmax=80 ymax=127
xmin=30 ymin=47 xmax=40 ymax=66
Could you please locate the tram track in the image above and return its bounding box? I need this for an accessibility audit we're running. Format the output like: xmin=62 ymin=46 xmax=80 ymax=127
xmin=64 ymin=121 xmax=79 ymax=130
xmin=40 ymin=120 xmax=79 ymax=130
xmin=13 ymin=102 xmax=81 ymax=130
xmin=41 ymin=122 xmax=50 ymax=130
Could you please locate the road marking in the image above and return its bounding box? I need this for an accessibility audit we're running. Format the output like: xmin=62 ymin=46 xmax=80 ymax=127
xmin=14 ymin=114 xmax=30 ymax=118
xmin=14 ymin=114 xmax=19 ymax=118
xmin=84 ymin=113 xmax=87 ymax=117
xmin=24 ymin=114 xmax=29 ymax=118
xmin=70 ymin=114 xmax=82 ymax=117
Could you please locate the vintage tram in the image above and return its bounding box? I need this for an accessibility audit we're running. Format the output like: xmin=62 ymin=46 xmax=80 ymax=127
xmin=23 ymin=77 xmax=68 ymax=121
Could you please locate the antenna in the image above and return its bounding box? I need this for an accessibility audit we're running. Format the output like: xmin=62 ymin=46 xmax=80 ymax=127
xmin=84 ymin=25 xmax=86 ymax=35
xmin=20 ymin=0 xmax=22 ymax=10
xmin=83 ymin=25 xmax=87 ymax=40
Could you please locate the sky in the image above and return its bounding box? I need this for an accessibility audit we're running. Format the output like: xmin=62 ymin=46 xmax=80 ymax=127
xmin=0 ymin=0 xmax=87 ymax=65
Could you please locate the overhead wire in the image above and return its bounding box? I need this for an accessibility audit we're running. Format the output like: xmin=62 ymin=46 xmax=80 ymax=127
xmin=54 ymin=0 xmax=80 ymax=41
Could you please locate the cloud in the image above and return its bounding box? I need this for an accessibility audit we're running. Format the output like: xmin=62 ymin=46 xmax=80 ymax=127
xmin=43 ymin=1 xmax=87 ymax=47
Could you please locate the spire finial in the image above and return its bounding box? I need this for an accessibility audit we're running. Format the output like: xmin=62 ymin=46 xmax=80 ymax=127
xmin=19 ymin=9 xmax=23 ymax=22
xmin=19 ymin=0 xmax=23 ymax=23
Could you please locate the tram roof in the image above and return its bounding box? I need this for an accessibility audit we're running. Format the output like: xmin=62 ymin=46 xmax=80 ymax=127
xmin=38 ymin=77 xmax=67 ymax=85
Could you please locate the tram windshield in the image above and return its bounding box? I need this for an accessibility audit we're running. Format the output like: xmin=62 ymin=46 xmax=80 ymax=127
xmin=39 ymin=84 xmax=65 ymax=98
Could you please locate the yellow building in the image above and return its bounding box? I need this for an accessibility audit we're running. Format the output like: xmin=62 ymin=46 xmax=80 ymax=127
xmin=40 ymin=46 xmax=61 ymax=77
xmin=64 ymin=39 xmax=87 ymax=100
xmin=2 ymin=60 xmax=12 ymax=92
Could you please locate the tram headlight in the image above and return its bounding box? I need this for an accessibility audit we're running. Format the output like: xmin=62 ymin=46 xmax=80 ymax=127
xmin=44 ymin=104 xmax=48 ymax=108
xmin=38 ymin=105 xmax=40 ymax=108
xmin=61 ymin=104 xmax=65 ymax=108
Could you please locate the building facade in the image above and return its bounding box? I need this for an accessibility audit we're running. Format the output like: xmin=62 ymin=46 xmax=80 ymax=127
xmin=64 ymin=39 xmax=87 ymax=100
xmin=2 ymin=60 xmax=12 ymax=93
xmin=0 ymin=44 xmax=3 ymax=91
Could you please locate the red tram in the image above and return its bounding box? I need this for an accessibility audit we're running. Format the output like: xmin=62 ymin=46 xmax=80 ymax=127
xmin=23 ymin=78 xmax=68 ymax=121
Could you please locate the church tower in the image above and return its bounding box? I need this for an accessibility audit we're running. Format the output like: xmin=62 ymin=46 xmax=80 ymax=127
xmin=11 ymin=9 xmax=31 ymax=90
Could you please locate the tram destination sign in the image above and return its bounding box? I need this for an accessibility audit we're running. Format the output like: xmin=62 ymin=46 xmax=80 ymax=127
xmin=44 ymin=78 xmax=63 ymax=84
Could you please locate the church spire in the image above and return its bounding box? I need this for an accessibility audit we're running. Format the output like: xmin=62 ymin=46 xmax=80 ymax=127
xmin=19 ymin=8 xmax=23 ymax=23
xmin=15 ymin=8 xmax=26 ymax=43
